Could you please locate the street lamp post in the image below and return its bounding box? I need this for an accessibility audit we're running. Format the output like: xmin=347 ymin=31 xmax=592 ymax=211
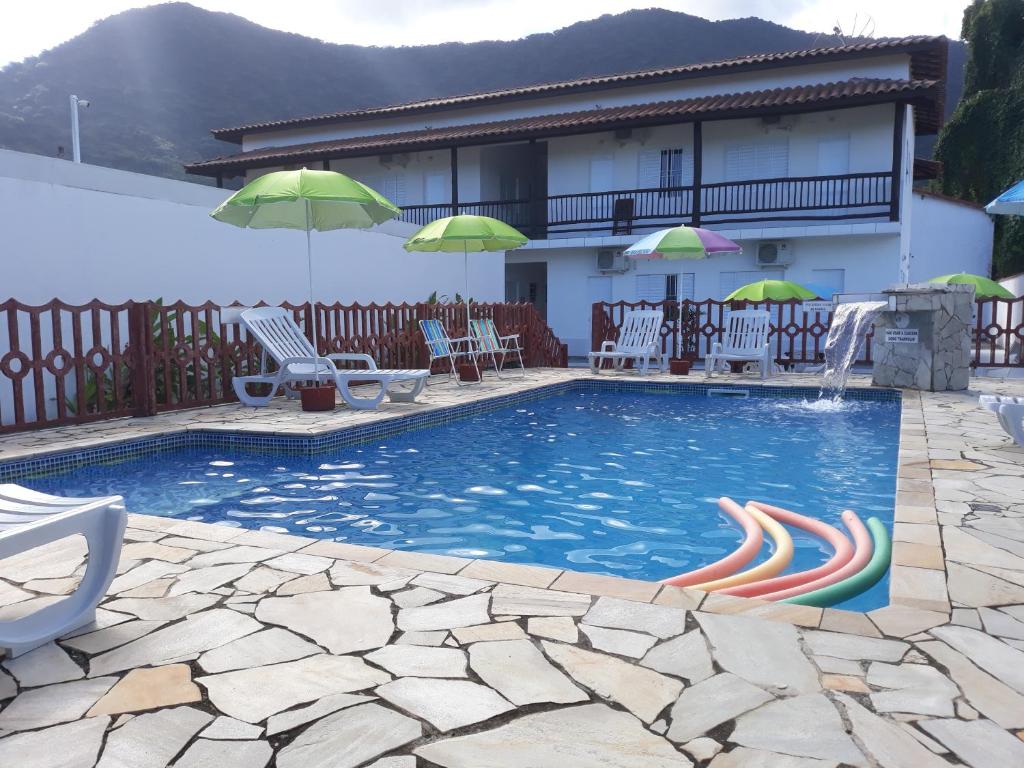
xmin=69 ymin=95 xmax=89 ymax=163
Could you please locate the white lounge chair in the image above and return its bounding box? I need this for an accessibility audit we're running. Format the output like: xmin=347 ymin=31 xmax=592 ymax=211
xmin=0 ymin=485 xmax=126 ymax=657
xmin=233 ymin=307 xmax=429 ymax=410
xmin=706 ymin=309 xmax=773 ymax=380
xmin=980 ymin=395 xmax=1024 ymax=446
xmin=589 ymin=309 xmax=665 ymax=375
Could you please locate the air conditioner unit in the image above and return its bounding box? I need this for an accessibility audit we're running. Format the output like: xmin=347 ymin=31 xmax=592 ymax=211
xmin=596 ymin=248 xmax=629 ymax=273
xmin=756 ymin=241 xmax=793 ymax=267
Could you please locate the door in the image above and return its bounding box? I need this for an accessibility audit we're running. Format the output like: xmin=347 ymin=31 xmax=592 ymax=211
xmin=590 ymin=156 xmax=615 ymax=225
xmin=818 ymin=136 xmax=851 ymax=212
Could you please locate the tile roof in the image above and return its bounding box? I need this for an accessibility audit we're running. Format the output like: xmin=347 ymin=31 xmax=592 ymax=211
xmin=210 ymin=35 xmax=947 ymax=143
xmin=187 ymin=78 xmax=940 ymax=177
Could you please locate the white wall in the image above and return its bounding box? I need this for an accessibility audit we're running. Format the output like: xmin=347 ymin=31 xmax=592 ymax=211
xmin=509 ymin=232 xmax=902 ymax=356
xmin=907 ymin=192 xmax=994 ymax=283
xmin=0 ymin=150 xmax=503 ymax=305
xmin=1001 ymin=272 xmax=1024 ymax=297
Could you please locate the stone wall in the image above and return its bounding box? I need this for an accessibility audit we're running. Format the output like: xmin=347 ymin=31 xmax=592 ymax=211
xmin=871 ymin=284 xmax=974 ymax=391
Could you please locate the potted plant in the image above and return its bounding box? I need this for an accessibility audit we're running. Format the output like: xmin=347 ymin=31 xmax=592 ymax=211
xmin=669 ymin=358 xmax=691 ymax=375
xmin=298 ymin=382 xmax=336 ymax=411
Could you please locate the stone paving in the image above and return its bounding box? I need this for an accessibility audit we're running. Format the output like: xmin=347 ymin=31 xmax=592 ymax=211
xmin=0 ymin=369 xmax=1023 ymax=766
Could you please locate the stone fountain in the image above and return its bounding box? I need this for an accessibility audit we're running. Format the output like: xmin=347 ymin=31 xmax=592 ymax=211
xmin=869 ymin=283 xmax=974 ymax=391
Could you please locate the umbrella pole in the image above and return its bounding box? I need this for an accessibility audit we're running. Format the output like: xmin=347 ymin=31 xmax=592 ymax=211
xmin=677 ymin=269 xmax=683 ymax=361
xmin=464 ymin=243 xmax=471 ymax=336
xmin=305 ymin=199 xmax=320 ymax=386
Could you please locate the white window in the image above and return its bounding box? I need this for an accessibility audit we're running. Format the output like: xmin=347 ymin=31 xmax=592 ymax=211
xmin=809 ymin=269 xmax=845 ymax=299
xmin=725 ymin=139 xmax=789 ymax=181
xmin=719 ymin=269 xmax=784 ymax=299
xmin=590 ymin=156 xmax=615 ymax=192
xmin=636 ymin=273 xmax=695 ymax=303
xmin=638 ymin=148 xmax=694 ymax=189
xmin=424 ymin=172 xmax=447 ymax=205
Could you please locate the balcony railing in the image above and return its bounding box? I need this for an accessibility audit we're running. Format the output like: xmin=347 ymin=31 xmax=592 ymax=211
xmin=399 ymin=171 xmax=895 ymax=238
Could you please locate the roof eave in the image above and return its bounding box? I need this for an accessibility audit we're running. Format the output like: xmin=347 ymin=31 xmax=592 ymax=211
xmin=209 ymin=36 xmax=948 ymax=145
xmin=187 ymin=83 xmax=938 ymax=178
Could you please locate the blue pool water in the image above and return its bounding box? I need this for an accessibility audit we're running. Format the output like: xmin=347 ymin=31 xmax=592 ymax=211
xmin=25 ymin=389 xmax=900 ymax=610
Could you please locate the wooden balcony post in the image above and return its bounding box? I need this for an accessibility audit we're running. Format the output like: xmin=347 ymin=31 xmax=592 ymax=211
xmin=450 ymin=147 xmax=459 ymax=216
xmin=692 ymin=121 xmax=703 ymax=227
xmin=890 ymin=104 xmax=905 ymax=222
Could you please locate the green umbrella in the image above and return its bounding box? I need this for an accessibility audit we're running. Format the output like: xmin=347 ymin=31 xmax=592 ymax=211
xmin=725 ymin=279 xmax=817 ymax=302
xmin=403 ymin=215 xmax=528 ymax=331
xmin=211 ymin=168 xmax=400 ymax=382
xmin=928 ymin=272 xmax=1015 ymax=299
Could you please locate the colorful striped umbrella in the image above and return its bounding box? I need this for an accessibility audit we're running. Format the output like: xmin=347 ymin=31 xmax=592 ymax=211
xmin=625 ymin=226 xmax=741 ymax=359
xmin=623 ymin=226 xmax=742 ymax=259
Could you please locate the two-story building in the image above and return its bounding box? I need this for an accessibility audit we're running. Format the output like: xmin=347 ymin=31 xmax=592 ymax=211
xmin=187 ymin=35 xmax=993 ymax=357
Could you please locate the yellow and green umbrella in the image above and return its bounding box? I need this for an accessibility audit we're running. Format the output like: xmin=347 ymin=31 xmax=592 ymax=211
xmin=404 ymin=215 xmax=528 ymax=330
xmin=725 ymin=279 xmax=817 ymax=302
xmin=928 ymin=273 xmax=1014 ymax=299
xmin=211 ymin=168 xmax=401 ymax=382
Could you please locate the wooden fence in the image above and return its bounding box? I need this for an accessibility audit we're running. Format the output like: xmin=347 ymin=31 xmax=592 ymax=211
xmin=0 ymin=299 xmax=567 ymax=433
xmin=593 ymin=297 xmax=1024 ymax=369
xmin=592 ymin=299 xmax=843 ymax=366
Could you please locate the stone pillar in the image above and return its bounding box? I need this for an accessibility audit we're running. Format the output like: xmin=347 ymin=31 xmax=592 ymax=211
xmin=871 ymin=284 xmax=973 ymax=391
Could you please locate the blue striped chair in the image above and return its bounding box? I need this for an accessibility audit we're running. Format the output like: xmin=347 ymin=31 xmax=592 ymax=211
xmin=470 ymin=319 xmax=525 ymax=378
xmin=419 ymin=319 xmax=480 ymax=385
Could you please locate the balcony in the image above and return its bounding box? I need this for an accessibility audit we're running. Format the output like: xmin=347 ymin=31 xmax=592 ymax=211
xmin=401 ymin=171 xmax=896 ymax=239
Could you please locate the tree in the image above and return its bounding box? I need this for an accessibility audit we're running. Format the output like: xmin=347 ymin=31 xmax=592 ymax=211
xmin=936 ymin=0 xmax=1024 ymax=277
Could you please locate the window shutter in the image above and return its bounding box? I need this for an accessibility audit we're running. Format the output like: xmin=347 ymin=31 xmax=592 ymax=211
xmin=677 ymin=273 xmax=695 ymax=301
xmin=638 ymin=150 xmax=661 ymax=189
xmin=764 ymin=141 xmax=789 ymax=178
xmin=636 ymin=274 xmax=669 ymax=303
xmin=383 ymin=174 xmax=406 ymax=206
xmin=726 ymin=140 xmax=789 ymax=181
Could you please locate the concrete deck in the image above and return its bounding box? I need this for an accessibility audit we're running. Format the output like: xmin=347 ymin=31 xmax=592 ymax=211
xmin=0 ymin=368 xmax=1023 ymax=767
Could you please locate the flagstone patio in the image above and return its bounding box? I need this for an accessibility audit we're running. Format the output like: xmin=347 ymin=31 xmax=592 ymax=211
xmin=1 ymin=369 xmax=1023 ymax=766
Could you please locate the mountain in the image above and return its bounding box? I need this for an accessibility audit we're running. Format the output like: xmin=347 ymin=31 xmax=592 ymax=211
xmin=0 ymin=3 xmax=965 ymax=182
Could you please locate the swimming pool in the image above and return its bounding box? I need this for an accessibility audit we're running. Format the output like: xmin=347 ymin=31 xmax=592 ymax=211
xmin=20 ymin=385 xmax=900 ymax=611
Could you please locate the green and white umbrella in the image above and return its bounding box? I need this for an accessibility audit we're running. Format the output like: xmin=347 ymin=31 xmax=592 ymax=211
xmin=403 ymin=215 xmax=528 ymax=331
xmin=928 ymin=272 xmax=1015 ymax=299
xmin=211 ymin=168 xmax=401 ymax=382
xmin=724 ymin=279 xmax=817 ymax=302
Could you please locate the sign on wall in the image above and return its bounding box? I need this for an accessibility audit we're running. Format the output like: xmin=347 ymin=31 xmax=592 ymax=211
xmin=802 ymin=301 xmax=833 ymax=316
xmin=884 ymin=328 xmax=919 ymax=344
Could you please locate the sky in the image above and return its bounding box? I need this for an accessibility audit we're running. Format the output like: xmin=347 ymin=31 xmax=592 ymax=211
xmin=2 ymin=0 xmax=971 ymax=68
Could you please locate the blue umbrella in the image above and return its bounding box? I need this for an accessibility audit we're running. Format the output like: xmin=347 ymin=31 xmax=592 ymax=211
xmin=986 ymin=180 xmax=1024 ymax=216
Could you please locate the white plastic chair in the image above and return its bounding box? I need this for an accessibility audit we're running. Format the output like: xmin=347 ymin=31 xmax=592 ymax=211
xmin=979 ymin=395 xmax=1024 ymax=446
xmin=706 ymin=309 xmax=773 ymax=380
xmin=0 ymin=485 xmax=126 ymax=657
xmin=589 ymin=309 xmax=665 ymax=375
xmin=233 ymin=307 xmax=430 ymax=410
